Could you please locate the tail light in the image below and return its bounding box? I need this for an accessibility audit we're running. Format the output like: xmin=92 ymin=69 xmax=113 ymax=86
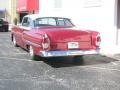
xmin=42 ymin=34 xmax=50 ymax=50
xmin=96 ymin=34 xmax=101 ymax=47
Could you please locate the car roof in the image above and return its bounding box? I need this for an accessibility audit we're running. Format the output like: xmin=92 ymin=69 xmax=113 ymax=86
xmin=24 ymin=14 xmax=70 ymax=20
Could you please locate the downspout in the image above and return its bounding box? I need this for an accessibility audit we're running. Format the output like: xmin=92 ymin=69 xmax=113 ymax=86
xmin=115 ymin=0 xmax=119 ymax=45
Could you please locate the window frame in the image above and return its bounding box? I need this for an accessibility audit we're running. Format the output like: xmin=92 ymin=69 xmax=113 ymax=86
xmin=22 ymin=17 xmax=32 ymax=27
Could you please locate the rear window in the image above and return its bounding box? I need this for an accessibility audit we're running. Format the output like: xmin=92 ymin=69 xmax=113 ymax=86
xmin=34 ymin=17 xmax=74 ymax=28
xmin=34 ymin=18 xmax=56 ymax=27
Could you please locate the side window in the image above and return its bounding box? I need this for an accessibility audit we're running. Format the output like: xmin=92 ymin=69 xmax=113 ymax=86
xmin=34 ymin=18 xmax=48 ymax=26
xmin=57 ymin=19 xmax=65 ymax=26
xmin=48 ymin=18 xmax=56 ymax=25
xmin=22 ymin=17 xmax=31 ymax=27
xmin=57 ymin=18 xmax=74 ymax=27
xmin=64 ymin=19 xmax=74 ymax=27
xmin=39 ymin=18 xmax=48 ymax=24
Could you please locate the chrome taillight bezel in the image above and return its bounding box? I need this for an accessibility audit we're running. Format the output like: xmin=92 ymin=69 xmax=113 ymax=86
xmin=42 ymin=34 xmax=50 ymax=50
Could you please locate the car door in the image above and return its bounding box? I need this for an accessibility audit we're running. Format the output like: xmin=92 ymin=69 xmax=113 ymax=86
xmin=15 ymin=17 xmax=32 ymax=48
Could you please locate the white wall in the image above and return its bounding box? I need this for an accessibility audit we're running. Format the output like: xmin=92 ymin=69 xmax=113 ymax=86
xmin=39 ymin=0 xmax=119 ymax=54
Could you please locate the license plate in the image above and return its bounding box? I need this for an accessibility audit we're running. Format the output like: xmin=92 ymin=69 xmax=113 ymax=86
xmin=68 ymin=42 xmax=79 ymax=49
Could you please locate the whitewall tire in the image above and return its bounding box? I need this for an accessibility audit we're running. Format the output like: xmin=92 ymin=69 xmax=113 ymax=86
xmin=29 ymin=46 xmax=41 ymax=60
xmin=13 ymin=36 xmax=18 ymax=47
xmin=29 ymin=46 xmax=34 ymax=57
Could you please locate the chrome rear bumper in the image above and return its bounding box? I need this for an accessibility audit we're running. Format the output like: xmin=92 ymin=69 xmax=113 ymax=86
xmin=40 ymin=49 xmax=100 ymax=57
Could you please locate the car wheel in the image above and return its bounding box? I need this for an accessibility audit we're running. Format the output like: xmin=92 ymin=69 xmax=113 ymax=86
xmin=73 ymin=56 xmax=84 ymax=64
xmin=29 ymin=46 xmax=39 ymax=60
xmin=13 ymin=36 xmax=18 ymax=47
xmin=29 ymin=46 xmax=34 ymax=57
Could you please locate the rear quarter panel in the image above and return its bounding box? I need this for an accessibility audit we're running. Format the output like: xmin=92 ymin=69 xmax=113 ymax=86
xmin=90 ymin=31 xmax=100 ymax=49
xmin=22 ymin=31 xmax=44 ymax=54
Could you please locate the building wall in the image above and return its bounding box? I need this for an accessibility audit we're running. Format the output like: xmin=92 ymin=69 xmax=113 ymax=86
xmin=10 ymin=0 xmax=18 ymax=24
xmin=39 ymin=0 xmax=119 ymax=54
xmin=0 ymin=0 xmax=18 ymax=24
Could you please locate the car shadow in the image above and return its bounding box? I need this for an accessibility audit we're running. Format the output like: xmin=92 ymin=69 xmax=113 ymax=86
xmin=34 ymin=55 xmax=118 ymax=68
xmin=43 ymin=57 xmax=84 ymax=68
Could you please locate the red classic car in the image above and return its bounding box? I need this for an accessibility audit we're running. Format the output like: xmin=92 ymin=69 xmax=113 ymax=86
xmin=11 ymin=14 xmax=101 ymax=60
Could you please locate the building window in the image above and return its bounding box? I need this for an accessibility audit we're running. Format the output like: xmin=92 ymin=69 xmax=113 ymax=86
xmin=54 ymin=0 xmax=62 ymax=8
xmin=84 ymin=0 xmax=102 ymax=7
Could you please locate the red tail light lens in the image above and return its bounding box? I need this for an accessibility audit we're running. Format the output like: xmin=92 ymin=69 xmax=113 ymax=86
xmin=96 ymin=34 xmax=101 ymax=47
xmin=42 ymin=34 xmax=50 ymax=50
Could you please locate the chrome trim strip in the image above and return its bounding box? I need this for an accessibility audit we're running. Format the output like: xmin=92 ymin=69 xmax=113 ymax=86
xmin=40 ymin=49 xmax=100 ymax=57
xmin=24 ymin=40 xmax=41 ymax=47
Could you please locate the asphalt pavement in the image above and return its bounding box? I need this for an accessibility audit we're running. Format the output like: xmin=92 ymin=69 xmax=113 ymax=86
xmin=0 ymin=32 xmax=120 ymax=90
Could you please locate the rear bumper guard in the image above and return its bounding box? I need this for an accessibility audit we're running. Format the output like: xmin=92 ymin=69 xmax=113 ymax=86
xmin=40 ymin=48 xmax=100 ymax=57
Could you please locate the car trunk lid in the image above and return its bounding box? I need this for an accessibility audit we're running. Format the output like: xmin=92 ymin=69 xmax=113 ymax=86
xmin=43 ymin=28 xmax=91 ymax=42
xmin=34 ymin=27 xmax=92 ymax=50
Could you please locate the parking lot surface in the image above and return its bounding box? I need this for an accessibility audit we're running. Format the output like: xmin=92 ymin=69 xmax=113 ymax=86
xmin=0 ymin=32 xmax=120 ymax=90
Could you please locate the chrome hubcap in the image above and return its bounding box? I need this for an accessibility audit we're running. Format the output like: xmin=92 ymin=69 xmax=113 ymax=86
xmin=29 ymin=46 xmax=34 ymax=56
xmin=13 ymin=36 xmax=16 ymax=45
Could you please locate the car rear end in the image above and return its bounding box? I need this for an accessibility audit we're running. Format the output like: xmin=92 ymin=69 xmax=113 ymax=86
xmin=39 ymin=28 xmax=101 ymax=57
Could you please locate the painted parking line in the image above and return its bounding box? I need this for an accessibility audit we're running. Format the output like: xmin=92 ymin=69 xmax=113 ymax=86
xmin=12 ymin=53 xmax=28 ymax=55
xmin=0 ymin=56 xmax=32 ymax=61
